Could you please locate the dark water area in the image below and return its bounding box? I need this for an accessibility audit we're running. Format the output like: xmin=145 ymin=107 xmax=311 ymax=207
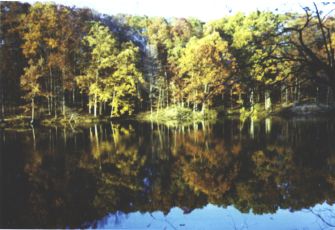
xmin=1 ymin=117 xmax=335 ymax=229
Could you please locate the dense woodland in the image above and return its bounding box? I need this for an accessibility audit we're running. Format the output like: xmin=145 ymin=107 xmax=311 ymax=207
xmin=0 ymin=1 xmax=335 ymax=123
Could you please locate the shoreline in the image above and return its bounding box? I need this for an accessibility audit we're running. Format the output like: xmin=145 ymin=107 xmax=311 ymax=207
xmin=1 ymin=103 xmax=335 ymax=129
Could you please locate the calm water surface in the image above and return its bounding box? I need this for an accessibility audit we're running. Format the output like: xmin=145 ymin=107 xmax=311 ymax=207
xmin=1 ymin=117 xmax=335 ymax=229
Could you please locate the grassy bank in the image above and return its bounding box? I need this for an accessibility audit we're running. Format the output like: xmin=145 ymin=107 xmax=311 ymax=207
xmin=221 ymin=103 xmax=276 ymax=121
xmin=40 ymin=114 xmax=112 ymax=127
xmin=230 ymin=102 xmax=335 ymax=121
xmin=0 ymin=115 xmax=32 ymax=129
xmin=0 ymin=113 xmax=112 ymax=129
xmin=136 ymin=106 xmax=217 ymax=126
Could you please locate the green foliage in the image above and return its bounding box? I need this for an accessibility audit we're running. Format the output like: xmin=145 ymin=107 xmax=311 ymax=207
xmin=77 ymin=22 xmax=142 ymax=117
xmin=109 ymin=42 xmax=143 ymax=116
xmin=137 ymin=106 xmax=217 ymax=126
xmin=179 ymin=31 xmax=235 ymax=107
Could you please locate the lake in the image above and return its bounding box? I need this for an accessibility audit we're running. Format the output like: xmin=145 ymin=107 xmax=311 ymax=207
xmin=1 ymin=117 xmax=335 ymax=229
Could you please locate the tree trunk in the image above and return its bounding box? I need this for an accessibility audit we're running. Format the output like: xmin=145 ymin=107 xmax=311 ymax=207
xmin=1 ymin=90 xmax=4 ymax=121
xmin=99 ymin=102 xmax=102 ymax=115
xmin=94 ymin=93 xmax=97 ymax=117
xmin=157 ymin=87 xmax=161 ymax=112
xmin=231 ymin=88 xmax=234 ymax=109
xmin=49 ymin=67 xmax=53 ymax=115
xmin=72 ymin=88 xmax=75 ymax=105
xmin=62 ymin=93 xmax=66 ymax=117
xmin=54 ymin=97 xmax=57 ymax=119
xmin=297 ymin=81 xmax=301 ymax=102
xmin=166 ymin=88 xmax=169 ymax=108
xmin=250 ymin=90 xmax=254 ymax=110
xmin=265 ymin=117 xmax=271 ymax=134
xmin=294 ymin=78 xmax=298 ymax=102
xmin=239 ymin=92 xmax=242 ymax=107
xmin=47 ymin=96 xmax=51 ymax=115
xmin=202 ymin=84 xmax=208 ymax=114
xmin=195 ymin=90 xmax=198 ymax=111
xmin=265 ymin=90 xmax=271 ymax=111
xmin=161 ymin=88 xmax=164 ymax=108
xmin=31 ymin=125 xmax=36 ymax=150
xmin=202 ymin=102 xmax=206 ymax=114
xmin=88 ymin=95 xmax=91 ymax=114
xmin=53 ymin=69 xmax=57 ymax=119
xmin=250 ymin=118 xmax=254 ymax=139
xmin=149 ymin=77 xmax=153 ymax=117
xmin=110 ymin=90 xmax=116 ymax=118
xmin=31 ymin=97 xmax=35 ymax=124
xmin=94 ymin=69 xmax=99 ymax=117
xmin=81 ymin=93 xmax=84 ymax=109
xmin=110 ymin=105 xmax=114 ymax=118
xmin=62 ymin=69 xmax=66 ymax=117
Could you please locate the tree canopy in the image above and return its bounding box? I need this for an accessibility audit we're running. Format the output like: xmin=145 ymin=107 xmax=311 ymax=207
xmin=1 ymin=1 xmax=334 ymax=122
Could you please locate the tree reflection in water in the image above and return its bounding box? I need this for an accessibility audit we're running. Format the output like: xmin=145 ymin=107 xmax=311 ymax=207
xmin=1 ymin=117 xmax=335 ymax=228
xmin=309 ymin=205 xmax=335 ymax=229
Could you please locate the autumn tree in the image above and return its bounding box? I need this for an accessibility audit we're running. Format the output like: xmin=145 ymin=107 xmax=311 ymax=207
xmin=20 ymin=3 xmax=57 ymax=115
xmin=144 ymin=17 xmax=172 ymax=113
xmin=77 ymin=22 xmax=142 ymax=117
xmin=205 ymin=12 xmax=287 ymax=109
xmin=20 ymin=58 xmax=45 ymax=123
xmin=179 ymin=32 xmax=235 ymax=112
xmin=0 ymin=2 xmax=29 ymax=119
xmin=168 ymin=18 xmax=203 ymax=107
xmin=76 ymin=22 xmax=118 ymax=117
xmin=107 ymin=42 xmax=143 ymax=117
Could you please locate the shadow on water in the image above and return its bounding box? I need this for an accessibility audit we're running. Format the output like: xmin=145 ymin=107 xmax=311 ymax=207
xmin=1 ymin=117 xmax=335 ymax=228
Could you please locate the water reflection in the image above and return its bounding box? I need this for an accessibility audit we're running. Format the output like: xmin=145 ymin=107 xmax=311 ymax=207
xmin=1 ymin=117 xmax=335 ymax=228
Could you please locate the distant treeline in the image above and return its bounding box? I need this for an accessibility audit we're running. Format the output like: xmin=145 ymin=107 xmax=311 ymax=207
xmin=0 ymin=1 xmax=334 ymax=122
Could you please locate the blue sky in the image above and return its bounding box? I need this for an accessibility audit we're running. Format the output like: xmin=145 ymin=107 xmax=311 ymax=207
xmin=21 ymin=0 xmax=335 ymax=21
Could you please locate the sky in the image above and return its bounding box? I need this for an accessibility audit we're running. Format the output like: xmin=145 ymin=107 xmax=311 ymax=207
xmin=20 ymin=0 xmax=335 ymax=21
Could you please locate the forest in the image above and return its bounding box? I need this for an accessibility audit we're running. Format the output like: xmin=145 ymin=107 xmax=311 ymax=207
xmin=0 ymin=1 xmax=335 ymax=125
